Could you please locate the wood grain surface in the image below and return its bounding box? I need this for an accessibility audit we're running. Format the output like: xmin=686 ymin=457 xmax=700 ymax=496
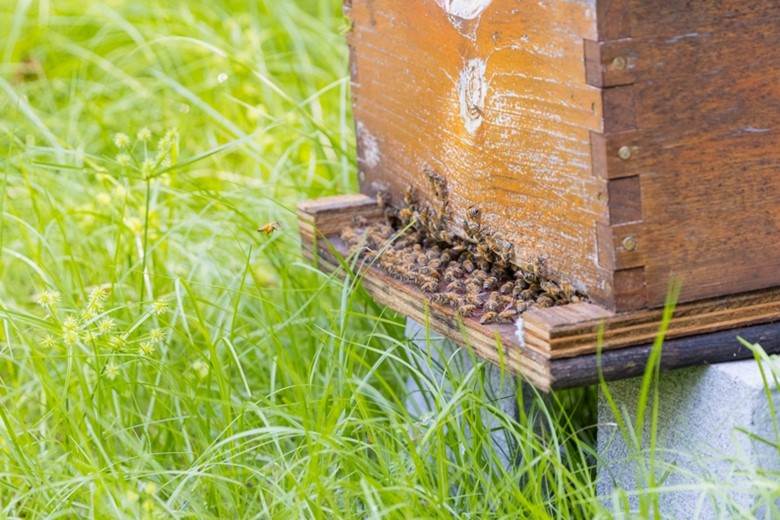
xmin=591 ymin=1 xmax=780 ymax=308
xmin=345 ymin=0 xmax=613 ymax=305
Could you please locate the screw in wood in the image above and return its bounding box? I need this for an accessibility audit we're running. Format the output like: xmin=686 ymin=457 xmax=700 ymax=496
xmin=611 ymin=56 xmax=627 ymax=70
xmin=618 ymin=146 xmax=632 ymax=160
xmin=621 ymin=236 xmax=637 ymax=251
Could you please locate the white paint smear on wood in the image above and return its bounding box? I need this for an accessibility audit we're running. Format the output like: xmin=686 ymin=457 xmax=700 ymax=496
xmin=514 ymin=317 xmax=525 ymax=348
xmin=356 ymin=121 xmax=381 ymax=168
xmin=457 ymin=58 xmax=487 ymax=135
xmin=433 ymin=0 xmax=494 ymax=20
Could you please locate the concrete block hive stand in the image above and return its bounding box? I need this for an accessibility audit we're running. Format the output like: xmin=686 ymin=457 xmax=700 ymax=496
xmin=598 ymin=361 xmax=780 ymax=518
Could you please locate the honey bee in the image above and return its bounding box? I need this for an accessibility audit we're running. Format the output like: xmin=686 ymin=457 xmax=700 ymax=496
xmin=480 ymin=311 xmax=498 ymax=325
xmin=560 ymin=281 xmax=575 ymax=298
xmin=476 ymin=242 xmax=493 ymax=259
xmin=520 ymin=287 xmax=539 ymax=300
xmin=484 ymin=292 xmax=501 ymax=312
xmin=471 ymin=269 xmax=488 ymax=281
xmin=450 ymin=243 xmax=467 ymax=255
xmin=439 ymin=250 xmax=453 ymax=264
xmin=457 ymin=304 xmax=477 ymax=317
xmin=257 ymin=221 xmax=281 ymax=235
xmin=446 ymin=280 xmax=465 ymax=292
xmin=498 ymin=281 xmax=514 ymax=295
xmin=497 ymin=309 xmax=518 ymax=323
xmin=408 ymin=272 xmax=429 ymax=286
xmin=423 ymin=165 xmax=447 ymax=196
xmin=398 ymin=207 xmax=414 ymax=222
xmin=418 ymin=267 xmax=440 ymax=279
xmin=432 ymin=292 xmax=461 ymax=307
xmin=521 ymin=269 xmax=539 ymax=284
xmin=437 ymin=230 xmax=455 ymax=244
xmin=492 ymin=259 xmax=510 ymax=273
xmin=515 ymin=301 xmax=530 ymax=313
xmin=462 ymin=259 xmax=476 ymax=273
xmin=482 ymin=276 xmax=498 ymax=291
xmin=466 ymin=206 xmax=481 ymax=221
xmin=420 ymin=280 xmax=439 ymax=292
xmin=463 ymin=219 xmax=481 ymax=237
xmin=495 ymin=239 xmax=513 ymax=261
xmin=536 ymin=294 xmax=555 ymax=308
xmin=425 ymin=246 xmax=442 ymax=260
xmin=464 ymin=293 xmax=483 ymax=306
xmin=444 ymin=268 xmax=463 ymax=283
xmin=540 ymin=280 xmax=561 ymax=298
xmin=375 ymin=189 xmax=389 ymax=209
xmin=523 ymin=259 xmax=545 ymax=279
xmin=403 ymin=185 xmax=416 ymax=206
xmin=465 ymin=280 xmax=482 ymax=293
xmin=340 ymin=226 xmax=357 ymax=243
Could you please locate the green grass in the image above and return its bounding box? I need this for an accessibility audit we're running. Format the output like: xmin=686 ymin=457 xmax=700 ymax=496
xmin=1 ymin=1 xmax=779 ymax=518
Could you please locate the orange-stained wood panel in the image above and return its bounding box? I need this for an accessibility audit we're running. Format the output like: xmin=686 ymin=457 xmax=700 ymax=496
xmin=346 ymin=0 xmax=611 ymax=303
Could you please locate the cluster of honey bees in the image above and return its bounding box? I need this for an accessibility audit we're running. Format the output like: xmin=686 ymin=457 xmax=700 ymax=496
xmin=340 ymin=172 xmax=586 ymax=325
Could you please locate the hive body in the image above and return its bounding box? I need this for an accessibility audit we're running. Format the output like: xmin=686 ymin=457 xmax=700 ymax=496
xmin=346 ymin=0 xmax=780 ymax=312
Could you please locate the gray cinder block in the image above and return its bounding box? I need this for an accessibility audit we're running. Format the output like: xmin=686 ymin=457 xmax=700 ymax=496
xmin=598 ymin=360 xmax=780 ymax=518
xmin=404 ymin=319 xmax=533 ymax=469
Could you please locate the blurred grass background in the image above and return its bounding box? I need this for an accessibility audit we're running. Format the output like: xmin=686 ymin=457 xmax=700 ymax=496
xmin=1 ymin=1 xmax=777 ymax=518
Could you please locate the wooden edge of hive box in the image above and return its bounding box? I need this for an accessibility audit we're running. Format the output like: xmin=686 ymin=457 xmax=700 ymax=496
xmin=297 ymin=195 xmax=780 ymax=391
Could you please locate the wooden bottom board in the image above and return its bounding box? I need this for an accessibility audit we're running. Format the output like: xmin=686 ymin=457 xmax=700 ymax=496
xmin=298 ymin=194 xmax=780 ymax=391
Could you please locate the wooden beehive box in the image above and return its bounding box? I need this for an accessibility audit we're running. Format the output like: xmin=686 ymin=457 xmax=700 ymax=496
xmin=298 ymin=0 xmax=780 ymax=390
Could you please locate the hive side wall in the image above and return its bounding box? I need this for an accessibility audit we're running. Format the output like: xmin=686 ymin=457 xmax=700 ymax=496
xmin=345 ymin=0 xmax=613 ymax=304
xmin=589 ymin=0 xmax=780 ymax=309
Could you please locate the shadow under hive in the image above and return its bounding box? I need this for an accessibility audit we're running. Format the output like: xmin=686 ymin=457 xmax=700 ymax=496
xmin=297 ymin=0 xmax=780 ymax=391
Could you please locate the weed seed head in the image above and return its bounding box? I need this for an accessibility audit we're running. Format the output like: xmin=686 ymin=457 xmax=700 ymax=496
xmin=138 ymin=341 xmax=155 ymax=357
xmin=108 ymin=335 xmax=126 ymax=351
xmin=35 ymin=289 xmax=61 ymax=308
xmin=152 ymin=299 xmax=169 ymax=316
xmin=62 ymin=329 xmax=80 ymax=346
xmin=104 ymin=362 xmax=119 ymax=381
xmin=116 ymin=153 xmax=131 ymax=167
xmin=136 ymin=127 xmax=152 ymax=142
xmin=41 ymin=335 xmax=57 ymax=350
xmin=149 ymin=328 xmax=164 ymax=343
xmin=113 ymin=133 xmax=130 ymax=148
xmin=140 ymin=159 xmax=155 ymax=178
xmin=98 ymin=318 xmax=116 ymax=335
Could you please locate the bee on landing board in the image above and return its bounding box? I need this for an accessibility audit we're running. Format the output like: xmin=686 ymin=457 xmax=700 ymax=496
xmin=257 ymin=221 xmax=281 ymax=235
xmin=497 ymin=308 xmax=518 ymax=323
xmin=480 ymin=311 xmax=498 ymax=325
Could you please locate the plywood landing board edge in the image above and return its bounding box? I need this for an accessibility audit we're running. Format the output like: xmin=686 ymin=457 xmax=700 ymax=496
xmin=523 ymin=288 xmax=780 ymax=359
